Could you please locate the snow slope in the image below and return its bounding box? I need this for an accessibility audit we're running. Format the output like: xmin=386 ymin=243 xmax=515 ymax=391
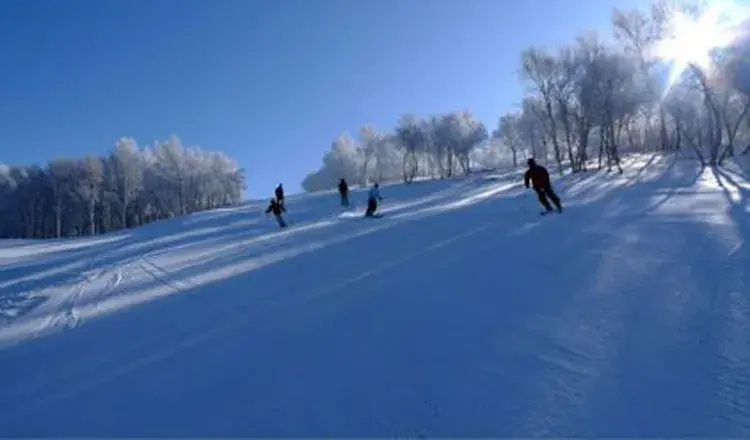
xmin=0 ymin=155 xmax=748 ymax=437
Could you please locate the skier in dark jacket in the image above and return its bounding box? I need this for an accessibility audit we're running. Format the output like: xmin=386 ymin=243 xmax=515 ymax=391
xmin=265 ymin=198 xmax=287 ymax=228
xmin=524 ymin=158 xmax=562 ymax=214
xmin=338 ymin=178 xmax=350 ymax=207
xmin=274 ymin=184 xmax=285 ymax=206
xmin=364 ymin=183 xmax=383 ymax=217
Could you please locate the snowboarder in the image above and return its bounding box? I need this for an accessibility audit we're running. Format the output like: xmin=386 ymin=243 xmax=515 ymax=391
xmin=274 ymin=183 xmax=285 ymax=207
xmin=524 ymin=158 xmax=563 ymax=214
xmin=265 ymin=198 xmax=288 ymax=228
xmin=364 ymin=183 xmax=383 ymax=217
xmin=338 ymin=178 xmax=350 ymax=207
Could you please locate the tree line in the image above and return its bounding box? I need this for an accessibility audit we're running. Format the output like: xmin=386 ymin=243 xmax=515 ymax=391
xmin=302 ymin=0 xmax=750 ymax=192
xmin=0 ymin=135 xmax=245 ymax=239
xmin=302 ymin=112 xmax=490 ymax=191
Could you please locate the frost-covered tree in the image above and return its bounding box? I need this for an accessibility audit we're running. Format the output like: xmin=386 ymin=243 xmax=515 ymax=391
xmin=109 ymin=137 xmax=144 ymax=229
xmin=494 ymin=113 xmax=524 ymax=168
xmin=76 ymin=156 xmax=103 ymax=236
xmin=47 ymin=158 xmax=78 ymax=238
xmin=496 ymin=0 xmax=750 ymax=172
xmin=0 ymin=135 xmax=245 ymax=239
xmin=302 ymin=113 xmax=488 ymax=192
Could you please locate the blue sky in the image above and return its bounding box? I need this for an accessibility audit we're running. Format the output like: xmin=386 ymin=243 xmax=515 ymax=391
xmin=0 ymin=0 xmax=647 ymax=197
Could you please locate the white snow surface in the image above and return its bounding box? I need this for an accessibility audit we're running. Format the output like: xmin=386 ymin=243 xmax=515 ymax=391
xmin=1 ymin=154 xmax=749 ymax=436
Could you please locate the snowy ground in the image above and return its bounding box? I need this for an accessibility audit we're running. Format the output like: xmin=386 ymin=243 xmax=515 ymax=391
xmin=0 ymin=154 xmax=749 ymax=436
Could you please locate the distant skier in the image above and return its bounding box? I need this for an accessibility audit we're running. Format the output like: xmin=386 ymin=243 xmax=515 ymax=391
xmin=338 ymin=178 xmax=350 ymax=207
xmin=274 ymin=183 xmax=285 ymax=207
xmin=524 ymin=158 xmax=563 ymax=214
xmin=265 ymin=198 xmax=288 ymax=228
xmin=364 ymin=183 xmax=383 ymax=217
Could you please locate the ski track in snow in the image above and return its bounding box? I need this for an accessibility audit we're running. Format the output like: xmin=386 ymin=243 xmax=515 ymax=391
xmin=0 ymin=154 xmax=749 ymax=436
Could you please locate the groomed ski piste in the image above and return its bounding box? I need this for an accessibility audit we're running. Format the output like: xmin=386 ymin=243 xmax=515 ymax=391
xmin=0 ymin=153 xmax=749 ymax=437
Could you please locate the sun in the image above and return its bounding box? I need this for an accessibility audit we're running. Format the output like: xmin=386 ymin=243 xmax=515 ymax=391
xmin=655 ymin=0 xmax=749 ymax=90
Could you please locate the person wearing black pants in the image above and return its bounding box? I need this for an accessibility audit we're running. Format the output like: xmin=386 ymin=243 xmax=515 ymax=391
xmin=524 ymin=158 xmax=562 ymax=213
xmin=338 ymin=178 xmax=350 ymax=207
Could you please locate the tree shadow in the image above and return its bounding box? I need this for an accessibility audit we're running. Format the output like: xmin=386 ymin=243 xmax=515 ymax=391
xmin=622 ymin=153 xmax=663 ymax=187
xmin=562 ymin=155 xmax=671 ymax=204
xmin=719 ymin=159 xmax=750 ymax=182
xmin=622 ymin=160 xmax=705 ymax=219
xmin=712 ymin=167 xmax=750 ymax=241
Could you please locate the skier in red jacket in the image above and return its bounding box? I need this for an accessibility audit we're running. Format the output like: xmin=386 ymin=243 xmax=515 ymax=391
xmin=524 ymin=158 xmax=562 ymax=214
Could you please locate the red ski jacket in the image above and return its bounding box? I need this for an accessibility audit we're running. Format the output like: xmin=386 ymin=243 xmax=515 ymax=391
xmin=524 ymin=165 xmax=551 ymax=189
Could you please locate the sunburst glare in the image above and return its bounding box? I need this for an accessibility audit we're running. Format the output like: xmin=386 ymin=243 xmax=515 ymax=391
xmin=655 ymin=0 xmax=749 ymax=93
